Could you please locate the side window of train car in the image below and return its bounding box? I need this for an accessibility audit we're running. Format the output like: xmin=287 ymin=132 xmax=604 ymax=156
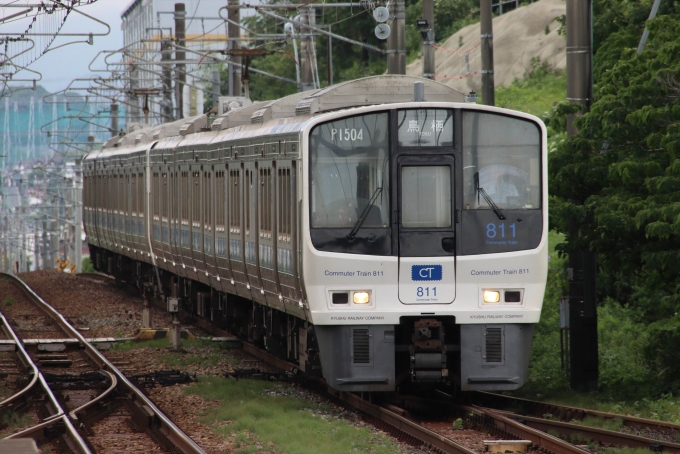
xmin=260 ymin=167 xmax=272 ymax=239
xmin=309 ymin=112 xmax=391 ymax=255
xmin=229 ymin=169 xmax=241 ymax=234
xmin=278 ymin=167 xmax=292 ymax=243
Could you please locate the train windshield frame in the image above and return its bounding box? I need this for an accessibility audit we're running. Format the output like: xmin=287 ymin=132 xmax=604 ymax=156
xmin=309 ymin=112 xmax=391 ymax=255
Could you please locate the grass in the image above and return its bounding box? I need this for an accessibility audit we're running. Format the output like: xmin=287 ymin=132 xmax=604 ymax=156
xmin=570 ymin=415 xmax=624 ymax=432
xmin=82 ymin=257 xmax=95 ymax=273
xmin=516 ymin=229 xmax=680 ymax=426
xmin=186 ymin=377 xmax=402 ymax=454
xmin=0 ymin=409 xmax=32 ymax=432
xmin=159 ymin=346 xmax=240 ymax=369
xmin=495 ymin=58 xmax=566 ymax=118
xmin=111 ymin=337 xmax=209 ymax=351
xmin=110 ymin=338 xmax=241 ymax=370
xmin=111 ymin=338 xmax=171 ymax=351
xmin=3 ymin=297 xmax=14 ymax=307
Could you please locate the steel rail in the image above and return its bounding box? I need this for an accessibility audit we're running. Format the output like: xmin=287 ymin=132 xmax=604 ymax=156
xmin=477 ymin=391 xmax=680 ymax=433
xmin=1 ymin=273 xmax=206 ymax=454
xmin=243 ymin=336 xmax=478 ymax=453
xmin=0 ymin=279 xmax=92 ymax=453
xmin=182 ymin=309 xmax=477 ymax=453
xmin=489 ymin=409 xmax=680 ymax=453
xmin=458 ymin=405 xmax=591 ymax=454
xmin=69 ymin=371 xmax=118 ymax=421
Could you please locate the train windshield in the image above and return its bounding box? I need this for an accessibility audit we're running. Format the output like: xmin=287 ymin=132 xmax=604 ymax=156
xmin=462 ymin=111 xmax=541 ymax=210
xmin=309 ymin=112 xmax=390 ymax=229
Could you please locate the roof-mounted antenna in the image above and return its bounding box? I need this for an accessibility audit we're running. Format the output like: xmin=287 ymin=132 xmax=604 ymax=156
xmin=413 ymin=81 xmax=426 ymax=102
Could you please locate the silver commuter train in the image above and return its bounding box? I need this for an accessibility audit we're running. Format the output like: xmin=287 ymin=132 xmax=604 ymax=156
xmin=83 ymin=75 xmax=548 ymax=393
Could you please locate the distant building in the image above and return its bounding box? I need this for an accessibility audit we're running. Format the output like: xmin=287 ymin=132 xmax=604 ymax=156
xmin=121 ymin=0 xmax=232 ymax=125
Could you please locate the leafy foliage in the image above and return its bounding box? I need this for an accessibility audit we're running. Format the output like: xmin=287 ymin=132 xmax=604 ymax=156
xmin=218 ymin=3 xmax=387 ymax=101
xmin=404 ymin=0 xmax=478 ymax=61
xmin=212 ymin=0 xmax=491 ymax=100
xmin=549 ymin=5 xmax=680 ymax=394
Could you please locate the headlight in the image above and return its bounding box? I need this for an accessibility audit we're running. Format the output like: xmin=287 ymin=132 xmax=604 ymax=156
xmin=483 ymin=290 xmax=501 ymax=303
xmin=353 ymin=291 xmax=370 ymax=304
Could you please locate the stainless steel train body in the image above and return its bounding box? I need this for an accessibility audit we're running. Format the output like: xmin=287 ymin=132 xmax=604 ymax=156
xmin=83 ymin=76 xmax=548 ymax=393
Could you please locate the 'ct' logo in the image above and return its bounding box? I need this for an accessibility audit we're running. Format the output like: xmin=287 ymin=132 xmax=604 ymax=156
xmin=411 ymin=264 xmax=443 ymax=281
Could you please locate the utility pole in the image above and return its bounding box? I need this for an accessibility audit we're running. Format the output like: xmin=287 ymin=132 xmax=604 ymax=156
xmin=175 ymin=3 xmax=186 ymax=119
xmin=111 ymin=103 xmax=119 ymax=137
xmin=387 ymin=0 xmax=406 ymax=74
xmin=566 ymin=0 xmax=597 ymax=392
xmin=211 ymin=70 xmax=221 ymax=110
xmin=74 ymin=159 xmax=82 ymax=273
xmin=42 ymin=215 xmax=49 ymax=270
xmin=34 ymin=218 xmax=39 ymax=270
xmin=228 ymin=0 xmax=241 ymax=97
xmin=480 ymin=0 xmax=495 ymax=106
xmin=422 ymin=0 xmax=435 ymax=79
xmin=299 ymin=9 xmax=315 ymax=91
xmin=161 ymin=39 xmax=174 ymax=122
xmin=130 ymin=66 xmax=140 ymax=123
xmin=327 ymin=25 xmax=333 ymax=86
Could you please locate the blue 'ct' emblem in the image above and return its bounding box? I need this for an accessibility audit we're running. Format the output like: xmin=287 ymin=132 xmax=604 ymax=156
xmin=411 ymin=265 xmax=442 ymax=281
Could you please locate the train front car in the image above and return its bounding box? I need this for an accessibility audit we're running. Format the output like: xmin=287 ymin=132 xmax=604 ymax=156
xmin=302 ymin=103 xmax=547 ymax=393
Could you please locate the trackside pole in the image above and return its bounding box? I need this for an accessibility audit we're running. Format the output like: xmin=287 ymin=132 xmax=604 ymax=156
xmin=143 ymin=291 xmax=153 ymax=329
xmin=167 ymin=284 xmax=181 ymax=349
xmin=566 ymin=0 xmax=597 ymax=392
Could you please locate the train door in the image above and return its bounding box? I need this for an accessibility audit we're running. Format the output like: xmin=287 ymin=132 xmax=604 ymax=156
xmin=227 ymin=162 xmax=251 ymax=299
xmin=178 ymin=163 xmax=192 ymax=279
xmin=395 ymin=109 xmax=456 ymax=304
xmin=244 ymin=160 xmax=266 ymax=305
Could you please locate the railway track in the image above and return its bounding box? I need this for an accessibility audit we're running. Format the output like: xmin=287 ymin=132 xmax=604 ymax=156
xmin=125 ymin=275 xmax=588 ymax=454
xmin=72 ymin=271 xmax=680 ymax=453
xmin=472 ymin=391 xmax=680 ymax=451
xmin=0 ymin=273 xmax=205 ymax=453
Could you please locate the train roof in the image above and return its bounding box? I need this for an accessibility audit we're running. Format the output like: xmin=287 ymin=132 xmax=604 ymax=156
xmin=91 ymin=76 xmax=465 ymax=160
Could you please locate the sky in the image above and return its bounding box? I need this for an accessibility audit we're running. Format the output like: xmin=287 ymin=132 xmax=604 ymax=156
xmin=3 ymin=0 xmax=255 ymax=94
xmin=3 ymin=1 xmax=128 ymax=93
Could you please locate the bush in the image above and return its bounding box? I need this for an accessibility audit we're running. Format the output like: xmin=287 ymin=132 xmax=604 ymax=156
xmin=82 ymin=257 xmax=95 ymax=273
xmin=644 ymin=315 xmax=680 ymax=395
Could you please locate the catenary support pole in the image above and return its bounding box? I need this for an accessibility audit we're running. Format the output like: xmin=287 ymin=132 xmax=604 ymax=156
xmin=34 ymin=219 xmax=39 ymax=270
xmin=212 ymin=70 xmax=221 ymax=110
xmin=299 ymin=10 xmax=315 ymax=91
xmin=111 ymin=103 xmax=119 ymax=137
xmin=228 ymin=0 xmax=241 ymax=97
xmin=566 ymin=0 xmax=597 ymax=393
xmin=480 ymin=0 xmax=495 ymax=105
xmin=422 ymin=0 xmax=435 ymax=79
xmin=161 ymin=39 xmax=174 ymax=122
xmin=175 ymin=3 xmax=186 ymax=119
xmin=75 ymin=159 xmax=82 ymax=273
xmin=387 ymin=0 xmax=406 ymax=74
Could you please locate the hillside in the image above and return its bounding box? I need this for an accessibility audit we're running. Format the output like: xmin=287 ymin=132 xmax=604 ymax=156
xmin=406 ymin=0 xmax=566 ymax=93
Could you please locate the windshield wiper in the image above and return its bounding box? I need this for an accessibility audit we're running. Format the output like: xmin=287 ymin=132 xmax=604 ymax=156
xmin=474 ymin=172 xmax=506 ymax=220
xmin=346 ymin=187 xmax=383 ymax=241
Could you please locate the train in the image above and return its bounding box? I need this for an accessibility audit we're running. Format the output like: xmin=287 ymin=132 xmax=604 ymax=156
xmin=83 ymin=75 xmax=548 ymax=393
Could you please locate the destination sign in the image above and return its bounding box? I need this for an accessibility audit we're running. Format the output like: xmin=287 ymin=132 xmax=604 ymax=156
xmin=397 ymin=109 xmax=454 ymax=147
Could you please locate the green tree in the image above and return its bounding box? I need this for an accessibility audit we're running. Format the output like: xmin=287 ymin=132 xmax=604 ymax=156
xmin=549 ymin=9 xmax=680 ymax=393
